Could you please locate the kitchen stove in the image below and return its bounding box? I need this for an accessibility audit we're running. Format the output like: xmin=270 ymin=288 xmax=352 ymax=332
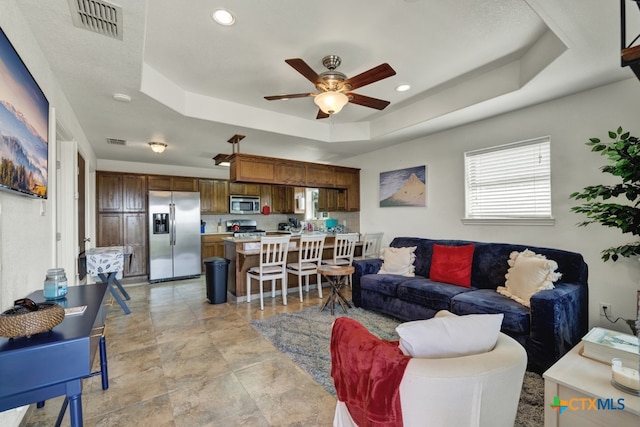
xmin=226 ymin=219 xmax=266 ymax=238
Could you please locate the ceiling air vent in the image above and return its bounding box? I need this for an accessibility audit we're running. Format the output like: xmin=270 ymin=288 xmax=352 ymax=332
xmin=106 ymin=138 xmax=127 ymax=146
xmin=68 ymin=0 xmax=123 ymax=40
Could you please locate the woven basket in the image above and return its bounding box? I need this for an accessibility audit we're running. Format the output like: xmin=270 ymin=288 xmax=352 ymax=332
xmin=0 ymin=302 xmax=65 ymax=338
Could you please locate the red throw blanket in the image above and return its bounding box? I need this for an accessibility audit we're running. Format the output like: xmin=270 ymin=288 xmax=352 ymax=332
xmin=330 ymin=317 xmax=410 ymax=427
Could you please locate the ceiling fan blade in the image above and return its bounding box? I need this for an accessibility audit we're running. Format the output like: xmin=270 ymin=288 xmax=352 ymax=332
xmin=285 ymin=58 xmax=321 ymax=84
xmin=316 ymin=109 xmax=330 ymax=119
xmin=264 ymin=93 xmax=313 ymax=101
xmin=348 ymin=93 xmax=391 ymax=110
xmin=344 ymin=63 xmax=396 ymax=90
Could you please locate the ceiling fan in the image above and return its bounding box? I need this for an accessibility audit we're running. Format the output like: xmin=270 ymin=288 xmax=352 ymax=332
xmin=264 ymin=55 xmax=396 ymax=119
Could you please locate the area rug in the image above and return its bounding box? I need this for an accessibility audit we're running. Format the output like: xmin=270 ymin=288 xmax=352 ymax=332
xmin=251 ymin=306 xmax=544 ymax=427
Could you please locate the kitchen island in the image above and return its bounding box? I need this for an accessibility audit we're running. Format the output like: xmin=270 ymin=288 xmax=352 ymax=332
xmin=224 ymin=233 xmax=362 ymax=301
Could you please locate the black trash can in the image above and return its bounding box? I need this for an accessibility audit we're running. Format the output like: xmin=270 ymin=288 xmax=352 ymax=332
xmin=204 ymin=257 xmax=229 ymax=304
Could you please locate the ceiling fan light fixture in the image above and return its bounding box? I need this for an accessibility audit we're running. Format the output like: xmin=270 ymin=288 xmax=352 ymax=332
xmin=314 ymin=91 xmax=349 ymax=115
xmin=148 ymin=142 xmax=167 ymax=154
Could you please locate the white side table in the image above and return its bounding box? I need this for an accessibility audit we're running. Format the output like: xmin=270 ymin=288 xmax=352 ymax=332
xmin=544 ymin=342 xmax=640 ymax=426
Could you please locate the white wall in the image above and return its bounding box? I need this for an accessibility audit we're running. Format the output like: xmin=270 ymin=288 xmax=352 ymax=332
xmin=0 ymin=1 xmax=96 ymax=424
xmin=348 ymin=77 xmax=640 ymax=332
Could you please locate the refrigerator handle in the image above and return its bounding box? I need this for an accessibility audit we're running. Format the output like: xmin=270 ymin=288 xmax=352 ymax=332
xmin=170 ymin=203 xmax=176 ymax=246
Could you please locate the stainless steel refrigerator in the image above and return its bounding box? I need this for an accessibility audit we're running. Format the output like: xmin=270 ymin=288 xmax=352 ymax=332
xmin=149 ymin=191 xmax=202 ymax=282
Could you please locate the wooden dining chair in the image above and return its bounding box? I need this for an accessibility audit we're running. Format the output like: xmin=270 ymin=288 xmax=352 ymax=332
xmin=246 ymin=235 xmax=291 ymax=310
xmin=287 ymin=234 xmax=326 ymax=301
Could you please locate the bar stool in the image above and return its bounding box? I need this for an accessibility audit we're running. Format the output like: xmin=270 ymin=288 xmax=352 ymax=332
xmin=287 ymin=234 xmax=326 ymax=301
xmin=360 ymin=232 xmax=384 ymax=259
xmin=246 ymin=235 xmax=291 ymax=310
xmin=322 ymin=233 xmax=358 ymax=287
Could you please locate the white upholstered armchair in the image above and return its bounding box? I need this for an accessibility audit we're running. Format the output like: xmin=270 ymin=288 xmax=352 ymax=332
xmin=333 ymin=312 xmax=527 ymax=427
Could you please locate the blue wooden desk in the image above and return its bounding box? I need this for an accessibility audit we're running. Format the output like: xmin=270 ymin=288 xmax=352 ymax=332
xmin=0 ymin=283 xmax=109 ymax=427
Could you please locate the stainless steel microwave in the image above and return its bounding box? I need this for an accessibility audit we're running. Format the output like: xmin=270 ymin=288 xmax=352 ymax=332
xmin=229 ymin=195 xmax=260 ymax=214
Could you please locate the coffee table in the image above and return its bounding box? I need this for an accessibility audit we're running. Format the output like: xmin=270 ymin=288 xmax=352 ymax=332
xmin=318 ymin=264 xmax=354 ymax=315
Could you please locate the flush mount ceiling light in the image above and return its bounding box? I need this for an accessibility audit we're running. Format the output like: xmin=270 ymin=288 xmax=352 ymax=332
xmin=112 ymin=93 xmax=131 ymax=102
xmin=148 ymin=142 xmax=167 ymax=154
xmin=395 ymin=84 xmax=411 ymax=92
xmin=212 ymin=8 xmax=235 ymax=26
xmin=313 ymin=91 xmax=349 ymax=115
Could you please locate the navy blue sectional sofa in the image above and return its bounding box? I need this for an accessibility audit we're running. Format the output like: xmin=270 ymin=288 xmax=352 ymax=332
xmin=352 ymin=237 xmax=589 ymax=373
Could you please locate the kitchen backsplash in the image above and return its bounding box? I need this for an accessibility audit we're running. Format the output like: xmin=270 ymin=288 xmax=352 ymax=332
xmin=201 ymin=211 xmax=360 ymax=234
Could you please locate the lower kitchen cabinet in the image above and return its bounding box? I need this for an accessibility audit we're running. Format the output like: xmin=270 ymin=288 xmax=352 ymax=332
xmin=96 ymin=212 xmax=147 ymax=278
xmin=201 ymin=234 xmax=229 ymax=271
xmin=124 ymin=213 xmax=147 ymax=277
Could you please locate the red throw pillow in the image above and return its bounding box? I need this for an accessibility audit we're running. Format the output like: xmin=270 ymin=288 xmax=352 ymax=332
xmin=429 ymin=244 xmax=475 ymax=287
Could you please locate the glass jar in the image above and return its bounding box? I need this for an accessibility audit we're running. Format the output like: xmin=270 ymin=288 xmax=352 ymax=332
xmin=43 ymin=268 xmax=68 ymax=300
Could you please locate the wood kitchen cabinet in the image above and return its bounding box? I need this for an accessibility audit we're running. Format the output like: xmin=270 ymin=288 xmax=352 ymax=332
xmin=97 ymin=213 xmax=123 ymax=246
xmin=97 ymin=173 xmax=122 ymax=212
xmin=336 ymin=167 xmax=360 ymax=211
xmin=227 ymin=153 xmax=361 ymax=212
xmin=275 ymin=161 xmax=306 ymax=186
xmin=123 ymin=174 xmax=146 ymax=212
xmin=123 ymin=213 xmax=147 ymax=276
xmin=260 ymin=184 xmax=272 ymax=211
xmin=96 ymin=171 xmax=149 ymax=279
xmin=318 ymin=188 xmax=337 ymax=212
xmin=199 ymin=179 xmax=229 ymax=214
xmin=201 ymin=234 xmax=228 ymax=271
xmin=229 ymin=182 xmax=261 ymax=196
xmin=305 ymin=164 xmax=335 ymax=188
xmin=271 ymin=186 xmax=295 ymax=213
xmin=148 ymin=175 xmax=198 ymax=191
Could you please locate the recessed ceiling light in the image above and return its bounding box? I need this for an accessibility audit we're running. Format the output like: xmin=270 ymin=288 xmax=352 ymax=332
xmin=112 ymin=93 xmax=131 ymax=102
xmin=395 ymin=84 xmax=411 ymax=92
xmin=212 ymin=9 xmax=235 ymax=26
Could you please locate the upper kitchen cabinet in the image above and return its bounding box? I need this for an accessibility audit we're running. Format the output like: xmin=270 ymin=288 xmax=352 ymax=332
xmin=97 ymin=172 xmax=146 ymax=213
xmin=271 ymin=186 xmax=295 ymax=213
xmin=199 ymin=179 xmax=229 ymax=214
xmin=229 ymin=153 xmax=360 ymax=211
xmin=274 ymin=161 xmax=306 ymax=186
xmin=148 ymin=175 xmax=198 ymax=192
xmin=305 ymin=164 xmax=335 ymax=188
xmin=123 ymin=175 xmax=147 ymax=212
xmin=229 ymin=182 xmax=261 ymax=196
xmin=230 ymin=154 xmax=275 ymax=183
xmin=336 ymin=167 xmax=360 ymax=211
xmin=229 ymin=153 xmax=305 ymax=185
xmin=97 ymin=172 xmax=122 ymax=212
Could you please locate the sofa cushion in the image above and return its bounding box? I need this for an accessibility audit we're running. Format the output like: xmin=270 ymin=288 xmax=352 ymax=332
xmin=429 ymin=244 xmax=475 ymax=288
xmin=378 ymin=246 xmax=417 ymax=277
xmin=450 ymin=289 xmax=531 ymax=335
xmin=496 ymin=249 xmax=561 ymax=307
xmin=360 ymin=273 xmax=413 ymax=298
xmin=396 ymin=312 xmax=504 ymax=358
xmin=397 ymin=278 xmax=473 ymax=312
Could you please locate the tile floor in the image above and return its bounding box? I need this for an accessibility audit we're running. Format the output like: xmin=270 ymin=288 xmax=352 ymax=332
xmin=23 ymin=277 xmax=340 ymax=426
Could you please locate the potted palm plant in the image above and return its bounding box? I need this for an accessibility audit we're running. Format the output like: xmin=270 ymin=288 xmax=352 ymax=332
xmin=570 ymin=126 xmax=640 ymax=336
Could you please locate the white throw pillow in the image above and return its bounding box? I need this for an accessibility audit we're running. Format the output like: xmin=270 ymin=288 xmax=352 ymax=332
xmin=378 ymin=246 xmax=417 ymax=277
xmin=496 ymin=249 xmax=561 ymax=307
xmin=396 ymin=313 xmax=504 ymax=358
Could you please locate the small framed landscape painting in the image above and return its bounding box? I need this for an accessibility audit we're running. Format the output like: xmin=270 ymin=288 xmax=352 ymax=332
xmin=379 ymin=165 xmax=427 ymax=207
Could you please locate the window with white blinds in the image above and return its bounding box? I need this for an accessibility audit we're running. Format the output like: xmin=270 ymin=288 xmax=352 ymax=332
xmin=464 ymin=137 xmax=552 ymax=221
